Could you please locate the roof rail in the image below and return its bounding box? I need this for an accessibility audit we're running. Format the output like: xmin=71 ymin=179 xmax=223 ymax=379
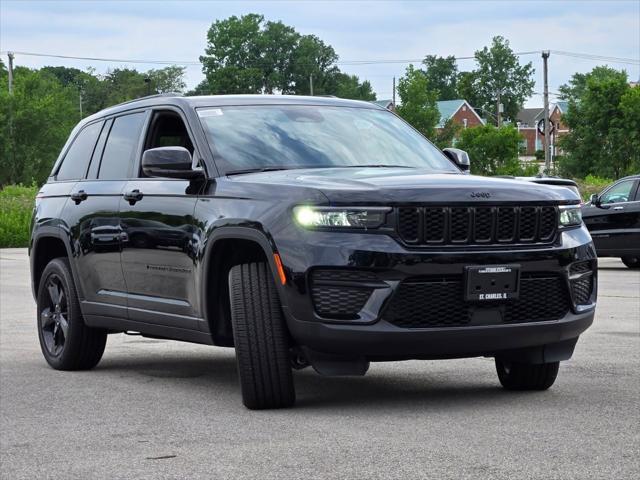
xmin=108 ymin=92 xmax=184 ymax=109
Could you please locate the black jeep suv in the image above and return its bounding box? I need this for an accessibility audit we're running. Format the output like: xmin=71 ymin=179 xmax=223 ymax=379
xmin=30 ymin=95 xmax=597 ymax=409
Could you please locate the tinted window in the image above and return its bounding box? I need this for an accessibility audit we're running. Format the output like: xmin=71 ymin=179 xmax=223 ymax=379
xmin=198 ymin=106 xmax=459 ymax=174
xmin=87 ymin=119 xmax=111 ymax=179
xmin=56 ymin=121 xmax=103 ymax=181
xmin=601 ymin=180 xmax=636 ymax=204
xmin=98 ymin=112 xmax=146 ymax=180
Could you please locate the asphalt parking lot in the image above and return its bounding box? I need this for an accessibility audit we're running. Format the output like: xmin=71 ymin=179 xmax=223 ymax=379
xmin=1 ymin=248 xmax=638 ymax=479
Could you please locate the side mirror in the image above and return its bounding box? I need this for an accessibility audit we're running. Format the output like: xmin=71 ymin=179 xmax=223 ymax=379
xmin=589 ymin=193 xmax=601 ymax=207
xmin=142 ymin=147 xmax=203 ymax=179
xmin=443 ymin=148 xmax=470 ymax=172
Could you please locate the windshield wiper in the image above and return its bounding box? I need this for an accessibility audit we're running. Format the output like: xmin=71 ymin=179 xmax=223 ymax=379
xmin=225 ymin=166 xmax=296 ymax=176
xmin=226 ymin=164 xmax=417 ymax=176
xmin=334 ymin=164 xmax=416 ymax=168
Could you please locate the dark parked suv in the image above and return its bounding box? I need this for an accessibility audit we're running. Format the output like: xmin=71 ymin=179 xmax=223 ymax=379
xmin=582 ymin=175 xmax=640 ymax=268
xmin=30 ymin=95 xmax=597 ymax=409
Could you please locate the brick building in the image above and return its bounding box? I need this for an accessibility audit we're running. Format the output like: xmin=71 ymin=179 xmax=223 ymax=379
xmin=436 ymin=99 xmax=485 ymax=131
xmin=370 ymin=99 xmax=484 ymax=134
xmin=516 ymin=103 xmax=569 ymax=157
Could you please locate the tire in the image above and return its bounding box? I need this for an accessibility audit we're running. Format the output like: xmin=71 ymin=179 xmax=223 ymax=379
xmin=228 ymin=262 xmax=295 ymax=410
xmin=37 ymin=258 xmax=107 ymax=370
xmin=621 ymin=256 xmax=640 ymax=269
xmin=495 ymin=358 xmax=559 ymax=391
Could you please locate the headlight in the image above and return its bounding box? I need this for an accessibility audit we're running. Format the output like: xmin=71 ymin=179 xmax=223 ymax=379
xmin=559 ymin=205 xmax=582 ymax=227
xmin=293 ymin=206 xmax=390 ymax=229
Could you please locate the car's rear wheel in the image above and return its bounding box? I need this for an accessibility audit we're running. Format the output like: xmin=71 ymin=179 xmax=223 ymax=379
xmin=621 ymin=256 xmax=640 ymax=269
xmin=495 ymin=358 xmax=559 ymax=390
xmin=228 ymin=262 xmax=295 ymax=410
xmin=37 ymin=258 xmax=107 ymax=370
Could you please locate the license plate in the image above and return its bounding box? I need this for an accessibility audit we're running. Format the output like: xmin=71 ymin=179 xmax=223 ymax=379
xmin=464 ymin=265 xmax=520 ymax=302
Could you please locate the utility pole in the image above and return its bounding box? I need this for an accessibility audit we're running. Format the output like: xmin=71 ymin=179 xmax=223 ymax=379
xmin=309 ymin=74 xmax=314 ymax=96
xmin=7 ymin=52 xmax=15 ymax=94
xmin=392 ymin=76 xmax=396 ymax=110
xmin=496 ymin=90 xmax=502 ymax=127
xmin=79 ymin=89 xmax=83 ymax=119
xmin=542 ymin=50 xmax=551 ymax=173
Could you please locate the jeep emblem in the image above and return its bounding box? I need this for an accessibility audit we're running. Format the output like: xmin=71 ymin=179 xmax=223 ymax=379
xmin=470 ymin=191 xmax=491 ymax=198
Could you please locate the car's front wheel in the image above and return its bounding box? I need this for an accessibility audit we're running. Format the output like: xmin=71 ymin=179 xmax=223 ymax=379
xmin=228 ymin=262 xmax=295 ymax=410
xmin=37 ymin=258 xmax=107 ymax=370
xmin=495 ymin=358 xmax=559 ymax=390
xmin=621 ymin=256 xmax=640 ymax=269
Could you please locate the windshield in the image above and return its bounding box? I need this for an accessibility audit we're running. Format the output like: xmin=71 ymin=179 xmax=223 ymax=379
xmin=197 ymin=105 xmax=459 ymax=175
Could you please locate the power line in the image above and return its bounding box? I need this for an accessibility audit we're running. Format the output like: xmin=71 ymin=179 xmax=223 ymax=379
xmin=3 ymin=49 xmax=637 ymax=67
xmin=551 ymin=50 xmax=640 ymax=65
xmin=0 ymin=51 xmax=202 ymax=66
xmin=0 ymin=49 xmax=542 ymax=67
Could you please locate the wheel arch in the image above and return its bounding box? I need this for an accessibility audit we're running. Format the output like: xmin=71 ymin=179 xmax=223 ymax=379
xmin=30 ymin=228 xmax=77 ymax=301
xmin=200 ymin=227 xmax=286 ymax=346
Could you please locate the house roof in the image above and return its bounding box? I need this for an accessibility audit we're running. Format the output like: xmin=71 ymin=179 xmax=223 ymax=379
xmin=436 ymin=100 xmax=465 ymax=127
xmin=436 ymin=99 xmax=484 ymax=128
xmin=517 ymin=103 xmax=568 ymax=128
xmin=372 ymin=99 xmax=394 ymax=109
xmin=516 ymin=108 xmax=544 ymax=127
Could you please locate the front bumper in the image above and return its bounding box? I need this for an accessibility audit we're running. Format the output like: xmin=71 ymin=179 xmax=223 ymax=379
xmin=276 ymin=225 xmax=597 ymax=360
xmin=284 ymin=308 xmax=593 ymax=360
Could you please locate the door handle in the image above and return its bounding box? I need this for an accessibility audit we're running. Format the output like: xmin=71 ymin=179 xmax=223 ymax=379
xmin=613 ymin=206 xmax=624 ymax=210
xmin=123 ymin=189 xmax=144 ymax=205
xmin=70 ymin=190 xmax=88 ymax=204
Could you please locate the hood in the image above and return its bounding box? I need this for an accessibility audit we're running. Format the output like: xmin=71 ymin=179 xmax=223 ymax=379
xmin=228 ymin=167 xmax=580 ymax=204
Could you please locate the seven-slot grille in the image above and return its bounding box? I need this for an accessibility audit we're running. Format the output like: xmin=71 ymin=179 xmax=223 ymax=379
xmin=397 ymin=205 xmax=558 ymax=246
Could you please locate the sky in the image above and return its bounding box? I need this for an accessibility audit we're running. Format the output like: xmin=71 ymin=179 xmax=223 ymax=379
xmin=1 ymin=0 xmax=639 ymax=107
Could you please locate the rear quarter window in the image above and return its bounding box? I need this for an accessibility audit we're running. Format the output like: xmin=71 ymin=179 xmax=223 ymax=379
xmin=56 ymin=121 xmax=103 ymax=181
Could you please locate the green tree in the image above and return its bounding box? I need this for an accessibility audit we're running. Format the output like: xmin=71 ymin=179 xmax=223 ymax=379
xmin=199 ymin=14 xmax=265 ymax=94
xmin=290 ymin=34 xmax=339 ymax=95
xmin=395 ymin=65 xmax=440 ymax=139
xmin=0 ymin=67 xmax=77 ymax=185
xmin=41 ymin=66 xmax=107 ymax=116
xmin=558 ymin=67 xmax=635 ymax=179
xmin=146 ymin=66 xmax=187 ymax=94
xmin=457 ymin=71 xmax=483 ymax=115
xmin=422 ymin=55 xmax=458 ymax=100
xmin=616 ymin=87 xmax=640 ymax=173
xmin=102 ymin=68 xmax=148 ymax=104
xmin=334 ymin=73 xmax=376 ymax=100
xmin=455 ymin=124 xmax=528 ymax=175
xmin=434 ymin=118 xmax=462 ymax=149
xmin=469 ymin=36 xmax=535 ymax=124
xmin=199 ymin=13 xmax=374 ymax=97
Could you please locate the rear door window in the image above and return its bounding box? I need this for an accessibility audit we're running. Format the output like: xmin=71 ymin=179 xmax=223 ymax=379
xmin=98 ymin=112 xmax=146 ymax=180
xmin=56 ymin=121 xmax=103 ymax=181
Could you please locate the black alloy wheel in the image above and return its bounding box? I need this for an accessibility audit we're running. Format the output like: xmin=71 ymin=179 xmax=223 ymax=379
xmin=40 ymin=274 xmax=69 ymax=357
xmin=37 ymin=258 xmax=107 ymax=370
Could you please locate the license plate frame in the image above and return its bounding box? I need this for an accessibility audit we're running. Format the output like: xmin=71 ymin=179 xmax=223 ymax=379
xmin=464 ymin=264 xmax=520 ymax=302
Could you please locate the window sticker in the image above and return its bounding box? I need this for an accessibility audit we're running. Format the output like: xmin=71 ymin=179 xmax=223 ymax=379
xmin=198 ymin=108 xmax=224 ymax=118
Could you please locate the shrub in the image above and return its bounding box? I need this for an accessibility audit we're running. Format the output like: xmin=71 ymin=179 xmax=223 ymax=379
xmin=456 ymin=124 xmax=527 ymax=176
xmin=0 ymin=184 xmax=38 ymax=248
xmin=575 ymin=174 xmax=613 ymax=200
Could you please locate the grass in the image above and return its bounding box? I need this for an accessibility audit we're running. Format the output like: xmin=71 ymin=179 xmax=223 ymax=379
xmin=0 ymin=185 xmax=38 ymax=248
